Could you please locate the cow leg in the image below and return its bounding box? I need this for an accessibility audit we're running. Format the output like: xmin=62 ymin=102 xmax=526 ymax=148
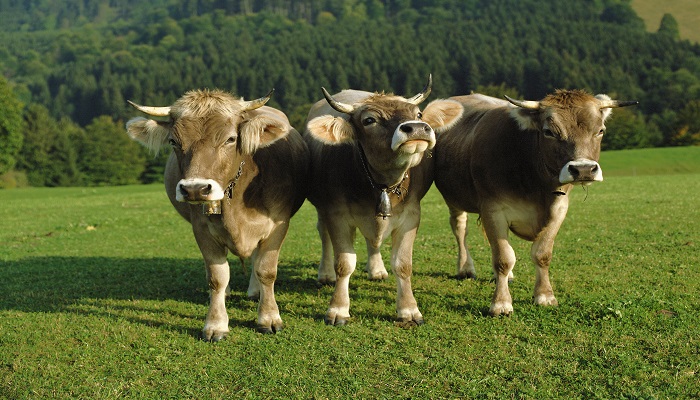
xmin=365 ymin=238 xmax=388 ymax=280
xmin=193 ymin=232 xmax=231 ymax=341
xmin=481 ymin=212 xmax=515 ymax=316
xmin=325 ymin=223 xmax=357 ymax=326
xmin=252 ymin=222 xmax=287 ymax=334
xmin=449 ymin=207 xmax=476 ymax=279
xmin=391 ymin=208 xmax=423 ymax=325
xmin=530 ymin=197 xmax=569 ymax=307
xmin=247 ymin=259 xmax=260 ymax=299
xmin=316 ymin=214 xmax=336 ymax=284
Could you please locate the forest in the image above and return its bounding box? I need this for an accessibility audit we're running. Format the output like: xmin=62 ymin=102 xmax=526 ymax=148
xmin=1 ymin=0 xmax=700 ymax=187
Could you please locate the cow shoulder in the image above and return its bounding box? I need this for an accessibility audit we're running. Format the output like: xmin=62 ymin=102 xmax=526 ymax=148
xmin=239 ymin=106 xmax=292 ymax=155
xmin=421 ymin=99 xmax=464 ymax=133
xmin=125 ymin=117 xmax=170 ymax=154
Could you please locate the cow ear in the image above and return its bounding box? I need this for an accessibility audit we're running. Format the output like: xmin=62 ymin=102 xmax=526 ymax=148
xmin=125 ymin=117 xmax=170 ymax=154
xmin=421 ymin=99 xmax=464 ymax=133
xmin=305 ymin=115 xmax=355 ymax=145
xmin=508 ymin=108 xmax=540 ymax=131
xmin=238 ymin=114 xmax=289 ymax=155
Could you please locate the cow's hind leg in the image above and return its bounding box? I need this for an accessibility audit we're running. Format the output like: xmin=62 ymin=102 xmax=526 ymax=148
xmin=481 ymin=211 xmax=515 ymax=316
xmin=316 ymin=214 xmax=336 ymax=284
xmin=365 ymin=238 xmax=388 ymax=280
xmin=391 ymin=207 xmax=423 ymax=325
xmin=449 ymin=207 xmax=476 ymax=279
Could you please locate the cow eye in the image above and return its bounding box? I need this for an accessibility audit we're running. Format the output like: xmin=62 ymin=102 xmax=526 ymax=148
xmin=225 ymin=136 xmax=237 ymax=145
xmin=597 ymin=129 xmax=605 ymax=137
xmin=417 ymin=112 xmax=423 ymax=120
xmin=169 ymin=138 xmax=181 ymax=148
xmin=543 ymin=129 xmax=556 ymax=139
xmin=362 ymin=116 xmax=376 ymax=126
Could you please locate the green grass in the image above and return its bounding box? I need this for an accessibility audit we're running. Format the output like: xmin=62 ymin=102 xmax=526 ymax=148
xmin=1 ymin=147 xmax=699 ymax=398
xmin=632 ymin=0 xmax=700 ymax=43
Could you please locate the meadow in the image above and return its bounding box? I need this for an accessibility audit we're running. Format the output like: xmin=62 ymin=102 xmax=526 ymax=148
xmin=1 ymin=147 xmax=699 ymax=398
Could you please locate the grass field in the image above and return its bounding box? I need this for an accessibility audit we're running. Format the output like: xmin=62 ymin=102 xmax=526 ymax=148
xmin=1 ymin=147 xmax=699 ymax=398
xmin=632 ymin=0 xmax=700 ymax=43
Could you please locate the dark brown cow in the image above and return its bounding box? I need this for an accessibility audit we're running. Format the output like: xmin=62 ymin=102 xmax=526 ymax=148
xmin=434 ymin=90 xmax=637 ymax=316
xmin=304 ymin=77 xmax=464 ymax=325
xmin=126 ymin=89 xmax=309 ymax=340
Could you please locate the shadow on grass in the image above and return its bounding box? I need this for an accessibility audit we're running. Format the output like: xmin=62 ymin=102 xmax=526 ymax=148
xmin=0 ymin=256 xmax=323 ymax=337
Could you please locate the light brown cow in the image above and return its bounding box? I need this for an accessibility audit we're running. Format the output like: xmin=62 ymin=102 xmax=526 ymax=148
xmin=434 ymin=90 xmax=637 ymax=316
xmin=126 ymin=89 xmax=309 ymax=341
xmin=304 ymin=77 xmax=464 ymax=325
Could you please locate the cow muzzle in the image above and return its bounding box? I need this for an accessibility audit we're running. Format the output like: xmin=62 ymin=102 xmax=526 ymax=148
xmin=176 ymin=179 xmax=225 ymax=203
xmin=559 ymin=159 xmax=603 ymax=184
xmin=391 ymin=121 xmax=436 ymax=153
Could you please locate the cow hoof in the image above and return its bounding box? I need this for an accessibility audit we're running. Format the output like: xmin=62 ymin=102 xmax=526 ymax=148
xmin=367 ymin=270 xmax=389 ymax=281
xmin=201 ymin=330 xmax=228 ymax=342
xmin=489 ymin=302 xmax=513 ymax=317
xmin=395 ymin=317 xmax=424 ymax=328
xmin=534 ymin=294 xmax=558 ymax=306
xmin=317 ymin=276 xmax=336 ymax=285
xmin=257 ymin=324 xmax=283 ymax=334
xmin=456 ymin=271 xmax=477 ymax=280
xmin=324 ymin=314 xmax=349 ymax=326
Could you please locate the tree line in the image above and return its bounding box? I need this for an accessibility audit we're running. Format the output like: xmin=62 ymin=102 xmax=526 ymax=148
xmin=1 ymin=0 xmax=699 ymax=188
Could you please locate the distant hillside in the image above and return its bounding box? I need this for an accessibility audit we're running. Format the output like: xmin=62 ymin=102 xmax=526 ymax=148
xmin=632 ymin=0 xmax=700 ymax=42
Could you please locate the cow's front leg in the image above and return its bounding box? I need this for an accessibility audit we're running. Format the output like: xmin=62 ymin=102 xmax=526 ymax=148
xmin=530 ymin=196 xmax=569 ymax=307
xmin=391 ymin=210 xmax=423 ymax=325
xmin=365 ymin=238 xmax=388 ymax=280
xmin=481 ymin=212 xmax=515 ymax=316
xmin=449 ymin=207 xmax=476 ymax=279
xmin=325 ymin=224 xmax=356 ymax=326
xmin=316 ymin=214 xmax=336 ymax=284
xmin=202 ymin=249 xmax=231 ymax=342
xmin=252 ymin=224 xmax=286 ymax=333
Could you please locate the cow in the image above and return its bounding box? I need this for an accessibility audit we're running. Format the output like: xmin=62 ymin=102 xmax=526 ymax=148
xmin=125 ymin=89 xmax=309 ymax=341
xmin=433 ymin=90 xmax=637 ymax=316
xmin=303 ymin=76 xmax=464 ymax=326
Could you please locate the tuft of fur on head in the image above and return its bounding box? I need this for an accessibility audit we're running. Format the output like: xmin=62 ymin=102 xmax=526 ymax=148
xmin=306 ymin=115 xmax=355 ymax=145
xmin=422 ymin=99 xmax=464 ymax=133
xmin=126 ymin=117 xmax=170 ymax=155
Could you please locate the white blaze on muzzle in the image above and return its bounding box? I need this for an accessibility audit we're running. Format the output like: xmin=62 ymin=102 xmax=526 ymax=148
xmin=559 ymin=159 xmax=603 ymax=184
xmin=391 ymin=120 xmax=436 ymax=152
xmin=176 ymin=179 xmax=225 ymax=203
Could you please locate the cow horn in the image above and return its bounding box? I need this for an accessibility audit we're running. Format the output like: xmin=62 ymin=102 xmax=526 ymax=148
xmin=406 ymin=74 xmax=433 ymax=105
xmin=322 ymin=87 xmax=355 ymax=114
xmin=504 ymin=95 xmax=541 ymax=110
xmin=598 ymin=99 xmax=639 ymax=109
xmin=127 ymin=100 xmax=171 ymax=117
xmin=241 ymin=88 xmax=274 ymax=111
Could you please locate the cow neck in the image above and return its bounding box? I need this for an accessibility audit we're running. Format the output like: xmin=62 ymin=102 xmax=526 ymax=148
xmin=357 ymin=143 xmax=409 ymax=220
xmin=223 ymin=160 xmax=246 ymax=199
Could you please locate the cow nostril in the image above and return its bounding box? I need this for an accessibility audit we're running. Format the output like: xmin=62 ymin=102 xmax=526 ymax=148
xmin=179 ymin=185 xmax=189 ymax=197
xmin=568 ymin=165 xmax=579 ymax=178
xmin=400 ymin=124 xmax=413 ymax=134
xmin=591 ymin=164 xmax=599 ymax=174
xmin=200 ymin=184 xmax=212 ymax=196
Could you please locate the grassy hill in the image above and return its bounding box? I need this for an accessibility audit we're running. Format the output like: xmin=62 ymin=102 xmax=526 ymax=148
xmin=632 ymin=0 xmax=700 ymax=42
xmin=600 ymin=146 xmax=700 ymax=177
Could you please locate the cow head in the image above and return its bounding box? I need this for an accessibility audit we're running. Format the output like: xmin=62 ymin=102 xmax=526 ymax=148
xmin=306 ymin=75 xmax=464 ymax=186
xmin=126 ymin=89 xmax=289 ymax=203
xmin=506 ymin=90 xmax=637 ymax=185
